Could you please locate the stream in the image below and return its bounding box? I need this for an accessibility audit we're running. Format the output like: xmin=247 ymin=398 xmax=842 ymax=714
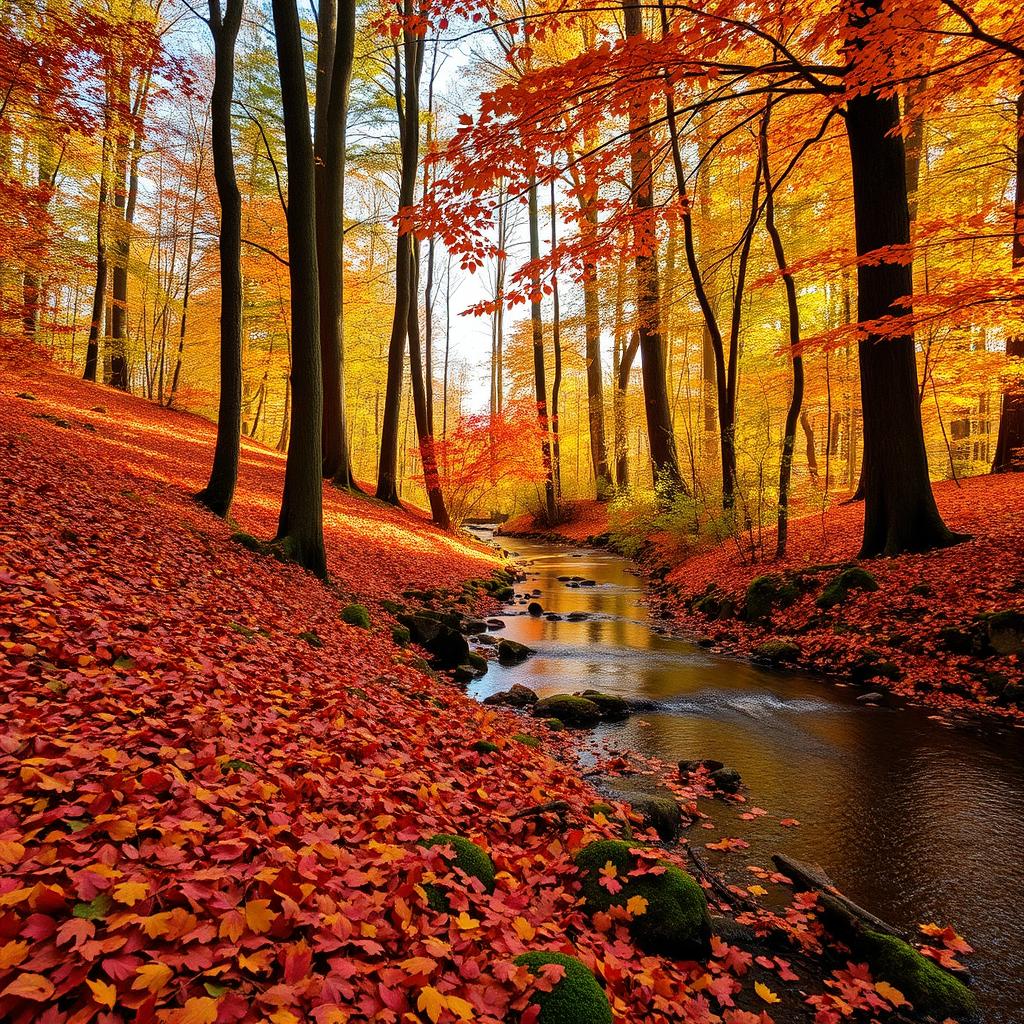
xmin=466 ymin=531 xmax=1024 ymax=1023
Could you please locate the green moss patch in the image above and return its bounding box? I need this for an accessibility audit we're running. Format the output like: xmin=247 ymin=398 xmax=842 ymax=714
xmin=575 ymin=839 xmax=710 ymax=959
xmin=420 ymin=834 xmax=496 ymax=913
xmin=860 ymin=931 xmax=977 ymax=1022
xmin=341 ymin=603 xmax=371 ymax=629
xmin=513 ymin=951 xmax=612 ymax=1024
xmin=816 ymin=566 xmax=879 ymax=610
xmin=532 ymin=694 xmax=602 ymax=726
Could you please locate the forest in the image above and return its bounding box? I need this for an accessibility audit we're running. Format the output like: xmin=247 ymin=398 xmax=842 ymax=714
xmin=2 ymin=0 xmax=1024 ymax=1022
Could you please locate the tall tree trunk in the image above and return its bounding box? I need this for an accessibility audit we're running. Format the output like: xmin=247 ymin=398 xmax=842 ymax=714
xmin=580 ymin=202 xmax=610 ymax=496
xmin=845 ymin=2 xmax=955 ymax=556
xmin=196 ymin=0 xmax=245 ymax=517
xmin=23 ymin=84 xmax=56 ymax=341
xmin=992 ymin=85 xmax=1024 ymax=472
xmin=83 ymin=131 xmax=111 ymax=382
xmin=272 ymin=0 xmax=326 ymax=576
xmin=528 ymin=175 xmax=557 ymax=522
xmin=612 ymin=247 xmax=634 ymax=489
xmin=624 ymin=0 xmax=682 ymax=494
xmin=761 ymin=103 xmax=804 ymax=559
xmin=549 ymin=175 xmax=562 ymax=498
xmin=407 ymin=240 xmax=450 ymax=528
xmin=315 ymin=0 xmax=357 ymax=486
xmin=377 ymin=1 xmax=423 ymax=505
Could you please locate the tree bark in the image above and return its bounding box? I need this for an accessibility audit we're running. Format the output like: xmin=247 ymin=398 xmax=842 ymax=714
xmin=83 ymin=129 xmax=111 ymax=383
xmin=272 ymin=0 xmax=326 ymax=576
xmin=844 ymin=3 xmax=956 ymax=556
xmin=623 ymin=0 xmax=682 ymax=494
xmin=550 ymin=175 xmax=562 ymax=498
xmin=376 ymin=1 xmax=423 ymax=505
xmin=528 ymin=175 xmax=557 ymax=522
xmin=991 ymin=85 xmax=1024 ymax=472
xmin=315 ymin=0 xmax=357 ymax=486
xmin=195 ymin=0 xmax=245 ymax=518
xmin=407 ymin=240 xmax=450 ymax=528
xmin=761 ymin=103 xmax=803 ymax=559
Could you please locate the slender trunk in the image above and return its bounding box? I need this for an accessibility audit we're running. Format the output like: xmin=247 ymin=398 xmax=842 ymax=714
xmin=528 ymin=175 xmax=557 ymax=522
xmin=801 ymin=412 xmax=820 ymax=482
xmin=316 ymin=0 xmax=357 ymax=486
xmin=580 ymin=203 xmax=609 ymax=495
xmin=845 ymin=2 xmax=955 ymax=556
xmin=549 ymin=175 xmax=562 ymax=498
xmin=407 ymin=240 xmax=450 ymax=528
xmin=377 ymin=4 xmax=423 ymax=505
xmin=992 ymin=83 xmax=1024 ymax=472
xmin=196 ymin=0 xmax=245 ymax=518
xmin=625 ymin=0 xmax=682 ymax=494
xmin=83 ymin=130 xmax=111 ymax=382
xmin=612 ymin=247 xmax=633 ymax=489
xmin=760 ymin=103 xmax=803 ymax=559
xmin=272 ymin=0 xmax=326 ymax=576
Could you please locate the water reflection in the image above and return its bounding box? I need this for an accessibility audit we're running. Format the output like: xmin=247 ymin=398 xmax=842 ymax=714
xmin=469 ymin=536 xmax=1024 ymax=1023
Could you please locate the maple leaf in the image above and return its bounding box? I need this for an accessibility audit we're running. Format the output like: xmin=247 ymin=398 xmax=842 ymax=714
xmin=417 ymin=985 xmax=446 ymax=1023
xmin=180 ymin=996 xmax=220 ymax=1024
xmin=754 ymin=981 xmax=781 ymax=1004
xmin=133 ymin=962 xmax=173 ymax=993
xmin=875 ymin=980 xmax=909 ymax=1007
xmin=112 ymin=880 xmax=149 ymax=906
xmin=0 ymin=939 xmax=30 ymax=969
xmin=244 ymin=898 xmax=278 ymax=934
xmin=86 ymin=977 xmax=116 ymax=1009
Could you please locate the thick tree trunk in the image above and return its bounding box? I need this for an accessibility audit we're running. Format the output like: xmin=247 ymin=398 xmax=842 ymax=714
xmin=844 ymin=12 xmax=955 ymax=557
xmin=612 ymin=249 xmax=634 ymax=489
xmin=580 ymin=204 xmax=610 ymax=495
xmin=407 ymin=240 xmax=450 ymax=528
xmin=623 ymin=0 xmax=682 ymax=494
xmin=315 ymin=0 xmax=357 ymax=486
xmin=195 ymin=0 xmax=244 ymax=518
xmin=992 ymin=86 xmax=1024 ymax=472
xmin=377 ymin=2 xmax=423 ymax=505
xmin=528 ymin=176 xmax=557 ymax=522
xmin=272 ymin=0 xmax=326 ymax=576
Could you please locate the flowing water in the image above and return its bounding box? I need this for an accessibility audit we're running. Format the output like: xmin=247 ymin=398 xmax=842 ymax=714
xmin=467 ymin=532 xmax=1024 ymax=1023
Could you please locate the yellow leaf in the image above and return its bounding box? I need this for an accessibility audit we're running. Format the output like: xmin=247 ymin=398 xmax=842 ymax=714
xmin=512 ymin=917 xmax=536 ymax=941
xmin=0 ymin=840 xmax=25 ymax=866
xmin=691 ymin=973 xmax=712 ymax=992
xmin=104 ymin=818 xmax=137 ymax=841
xmin=747 ymin=885 xmax=768 ymax=897
xmin=454 ymin=911 xmax=480 ymax=931
xmin=269 ymin=1012 xmax=299 ymax=1024
xmin=875 ymin=980 xmax=910 ymax=1007
xmin=180 ymin=996 xmax=219 ymax=1024
xmin=244 ymin=898 xmax=278 ymax=934
xmin=132 ymin=962 xmax=173 ymax=993
xmin=87 ymin=977 xmax=116 ymax=1009
xmin=445 ymin=994 xmax=475 ymax=1021
xmin=754 ymin=981 xmax=781 ymax=1004
xmin=417 ymin=985 xmax=445 ymax=1024
xmin=314 ymin=1007 xmax=348 ymax=1024
xmin=625 ymin=895 xmax=649 ymax=917
xmin=113 ymin=880 xmax=149 ymax=906
xmin=0 ymin=940 xmax=29 ymax=969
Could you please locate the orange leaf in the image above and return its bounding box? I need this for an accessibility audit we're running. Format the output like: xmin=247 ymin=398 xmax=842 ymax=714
xmin=1 ymin=972 xmax=55 ymax=1001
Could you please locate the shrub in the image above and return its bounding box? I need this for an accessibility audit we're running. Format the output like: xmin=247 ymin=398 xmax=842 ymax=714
xmin=342 ymin=603 xmax=371 ymax=628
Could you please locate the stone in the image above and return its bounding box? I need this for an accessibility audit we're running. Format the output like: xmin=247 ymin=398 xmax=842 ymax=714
xmin=679 ymin=758 xmax=724 ymax=777
xmin=527 ymin=601 xmax=543 ymax=616
xmin=532 ymin=694 xmax=602 ymax=726
xmin=752 ymin=639 xmax=800 ymax=663
xmin=816 ymin=566 xmax=879 ymax=610
xmin=496 ymin=639 xmax=534 ymax=665
xmin=397 ymin=612 xmax=469 ymax=668
xmin=710 ymin=767 xmax=742 ymax=794
xmin=623 ymin=793 xmax=683 ymax=842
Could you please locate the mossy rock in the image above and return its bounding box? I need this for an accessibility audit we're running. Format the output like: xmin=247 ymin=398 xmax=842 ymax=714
xmin=420 ymin=834 xmax=496 ymax=912
xmin=380 ymin=598 xmax=404 ymax=615
xmin=691 ymin=585 xmax=735 ymax=620
xmin=623 ymin=793 xmax=682 ymax=842
xmin=533 ymin=694 xmax=602 ymax=726
xmin=512 ymin=733 xmax=541 ymax=748
xmin=745 ymin=574 xmax=799 ymax=621
xmin=579 ymin=690 xmax=630 ymax=720
xmin=298 ymin=629 xmax=323 ymax=648
xmin=575 ymin=839 xmax=710 ymax=958
xmin=471 ymin=739 xmax=499 ymax=756
xmin=467 ymin=651 xmax=488 ymax=673
xmin=816 ymin=566 xmax=879 ymax=610
xmin=513 ymin=951 xmax=612 ymax=1024
xmin=753 ymin=639 xmax=800 ymax=663
xmin=392 ymin=625 xmax=411 ymax=646
xmin=342 ymin=603 xmax=371 ymax=629
xmin=589 ymin=802 xmax=616 ymax=818
xmin=543 ymin=718 xmax=565 ymax=731
xmin=859 ymin=931 xmax=978 ymax=1022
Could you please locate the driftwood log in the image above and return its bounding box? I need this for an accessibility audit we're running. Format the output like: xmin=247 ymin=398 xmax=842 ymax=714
xmin=772 ymin=853 xmax=971 ymax=984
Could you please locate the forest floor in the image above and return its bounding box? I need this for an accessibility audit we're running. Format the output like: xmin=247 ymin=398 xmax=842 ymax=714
xmin=502 ymin=476 xmax=1024 ymax=724
xmin=0 ymin=365 xmax=977 ymax=1024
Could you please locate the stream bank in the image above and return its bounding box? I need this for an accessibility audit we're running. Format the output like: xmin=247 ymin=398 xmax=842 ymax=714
xmin=468 ymin=530 xmax=1024 ymax=1024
